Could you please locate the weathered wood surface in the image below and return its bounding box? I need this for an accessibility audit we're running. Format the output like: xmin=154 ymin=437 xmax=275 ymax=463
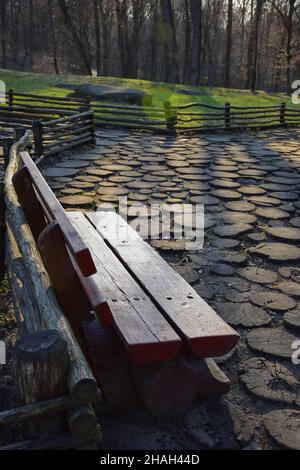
xmin=133 ymin=357 xmax=198 ymax=416
xmin=5 ymin=134 xmax=100 ymax=403
xmin=37 ymin=221 xmax=93 ymax=344
xmin=15 ymin=330 xmax=69 ymax=437
xmin=69 ymin=212 xmax=182 ymax=364
xmin=68 ymin=404 xmax=100 ymax=441
xmin=82 ymin=320 xmax=231 ymax=415
xmin=0 ymin=393 xmax=100 ymax=427
xmin=87 ymin=211 xmax=239 ymax=358
xmin=19 ymin=151 xmax=96 ymax=277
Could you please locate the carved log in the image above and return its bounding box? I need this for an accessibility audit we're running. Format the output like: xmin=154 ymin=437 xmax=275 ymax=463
xmin=133 ymin=357 xmax=198 ymax=416
xmin=68 ymin=404 xmax=101 ymax=441
xmin=15 ymin=330 xmax=68 ymax=437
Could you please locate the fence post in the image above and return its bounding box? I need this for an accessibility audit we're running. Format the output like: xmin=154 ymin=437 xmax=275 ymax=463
xmin=280 ymin=102 xmax=286 ymax=125
xmin=13 ymin=127 xmax=26 ymax=144
xmin=8 ymin=88 xmax=14 ymax=110
xmin=32 ymin=120 xmax=44 ymax=159
xmin=80 ymin=105 xmax=96 ymax=146
xmin=225 ymin=103 xmax=231 ymax=128
xmin=15 ymin=330 xmax=69 ymax=438
xmin=164 ymin=101 xmax=177 ymax=133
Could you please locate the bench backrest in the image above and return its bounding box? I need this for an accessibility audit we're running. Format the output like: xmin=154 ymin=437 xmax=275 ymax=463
xmin=13 ymin=151 xmax=110 ymax=342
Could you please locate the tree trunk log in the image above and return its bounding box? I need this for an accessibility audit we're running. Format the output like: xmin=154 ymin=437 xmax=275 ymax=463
xmin=15 ymin=330 xmax=69 ymax=437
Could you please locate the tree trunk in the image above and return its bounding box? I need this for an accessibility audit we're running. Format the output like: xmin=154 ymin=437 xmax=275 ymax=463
xmin=224 ymin=0 xmax=233 ymax=87
xmin=286 ymin=0 xmax=296 ymax=95
xmin=161 ymin=0 xmax=180 ymax=83
xmin=189 ymin=0 xmax=202 ymax=86
xmin=57 ymin=0 xmax=92 ymax=75
xmin=0 ymin=0 xmax=7 ymax=68
xmin=93 ymin=0 xmax=101 ymax=76
xmin=48 ymin=0 xmax=59 ymax=74
xmin=251 ymin=0 xmax=264 ymax=92
xmin=182 ymin=0 xmax=191 ymax=84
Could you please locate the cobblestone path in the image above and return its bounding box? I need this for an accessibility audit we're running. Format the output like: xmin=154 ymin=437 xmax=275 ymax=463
xmin=40 ymin=127 xmax=300 ymax=450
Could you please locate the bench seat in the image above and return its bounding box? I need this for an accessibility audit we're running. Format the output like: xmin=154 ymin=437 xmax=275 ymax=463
xmin=13 ymin=150 xmax=239 ymax=368
xmin=72 ymin=211 xmax=239 ymax=359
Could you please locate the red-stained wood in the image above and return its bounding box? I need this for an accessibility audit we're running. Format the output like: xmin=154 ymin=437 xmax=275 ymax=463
xmin=87 ymin=211 xmax=239 ymax=358
xmin=69 ymin=212 xmax=182 ymax=364
xmin=12 ymin=167 xmax=47 ymax=242
xmin=72 ymin=262 xmax=113 ymax=327
xmin=19 ymin=151 xmax=96 ymax=277
xmin=37 ymin=221 xmax=93 ymax=345
xmin=82 ymin=320 xmax=131 ymax=369
xmin=133 ymin=357 xmax=198 ymax=416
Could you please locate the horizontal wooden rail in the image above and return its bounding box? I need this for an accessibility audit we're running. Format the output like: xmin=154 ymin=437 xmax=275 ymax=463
xmin=2 ymin=89 xmax=300 ymax=134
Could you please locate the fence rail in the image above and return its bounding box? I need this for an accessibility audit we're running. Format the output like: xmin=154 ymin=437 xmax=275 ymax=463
xmin=1 ymin=90 xmax=96 ymax=158
xmin=3 ymin=89 xmax=300 ymax=134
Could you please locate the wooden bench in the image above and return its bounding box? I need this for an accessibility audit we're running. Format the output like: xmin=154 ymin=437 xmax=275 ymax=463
xmin=10 ymin=147 xmax=239 ymax=417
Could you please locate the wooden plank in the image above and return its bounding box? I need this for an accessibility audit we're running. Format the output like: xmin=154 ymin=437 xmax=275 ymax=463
xmin=68 ymin=212 xmax=181 ymax=364
xmin=12 ymin=167 xmax=47 ymax=242
xmin=37 ymin=222 xmax=93 ymax=344
xmin=19 ymin=151 xmax=96 ymax=277
xmin=87 ymin=211 xmax=239 ymax=358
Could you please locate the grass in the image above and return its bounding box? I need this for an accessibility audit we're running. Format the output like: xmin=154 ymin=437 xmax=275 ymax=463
xmin=0 ymin=68 xmax=294 ymax=109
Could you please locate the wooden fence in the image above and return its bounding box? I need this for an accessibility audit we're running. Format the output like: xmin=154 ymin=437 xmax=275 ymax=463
xmin=3 ymin=89 xmax=300 ymax=135
xmin=1 ymin=90 xmax=96 ymax=158
xmin=84 ymin=99 xmax=300 ymax=133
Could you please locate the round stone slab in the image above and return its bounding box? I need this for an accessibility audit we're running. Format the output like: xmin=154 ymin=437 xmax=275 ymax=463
xmin=43 ymin=168 xmax=79 ymax=178
xmin=217 ymin=211 xmax=256 ymax=225
xmin=255 ymin=207 xmax=290 ymax=220
xmin=248 ymin=195 xmax=281 ymax=206
xmin=238 ymin=267 xmax=278 ymax=284
xmin=213 ymin=223 xmax=253 ymax=238
xmin=216 ymin=302 xmax=270 ymax=327
xmin=250 ymin=291 xmax=296 ymax=312
xmin=284 ymin=309 xmax=300 ymax=330
xmin=238 ymin=186 xmax=266 ymax=196
xmin=249 ymin=243 xmax=300 ymax=262
xmin=290 ymin=217 xmax=300 ymax=228
xmin=264 ymin=409 xmax=300 ymax=450
xmin=189 ymin=195 xmax=219 ymax=205
xmin=60 ymin=195 xmax=94 ymax=206
xmin=211 ymin=189 xmax=241 ymax=200
xmin=240 ymin=358 xmax=300 ymax=405
xmin=247 ymin=327 xmax=298 ymax=358
xmin=97 ymin=187 xmax=129 ymax=196
xmin=225 ymin=201 xmax=255 ymax=212
xmin=210 ymin=237 xmax=241 ymax=249
xmin=210 ymin=179 xmax=240 ymax=189
xmin=265 ymin=227 xmax=300 ymax=242
xmin=277 ymin=281 xmax=300 ymax=298
xmin=210 ymin=264 xmax=235 ymax=276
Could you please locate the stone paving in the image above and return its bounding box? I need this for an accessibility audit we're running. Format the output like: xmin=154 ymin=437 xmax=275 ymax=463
xmin=40 ymin=127 xmax=300 ymax=450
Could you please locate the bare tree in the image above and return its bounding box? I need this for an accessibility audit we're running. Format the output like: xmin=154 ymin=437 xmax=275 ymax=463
xmin=57 ymin=0 xmax=92 ymax=75
xmin=224 ymin=0 xmax=233 ymax=87
xmin=189 ymin=0 xmax=202 ymax=86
